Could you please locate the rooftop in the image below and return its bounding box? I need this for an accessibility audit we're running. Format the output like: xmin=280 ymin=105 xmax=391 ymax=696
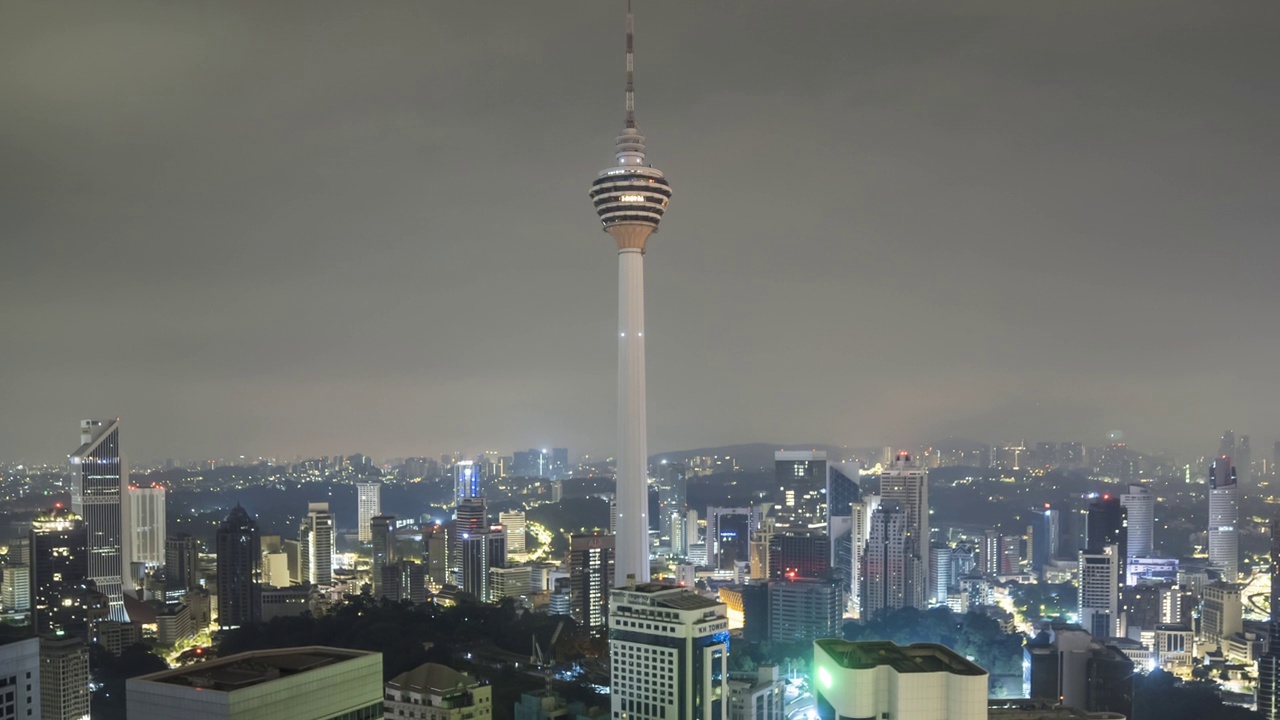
xmin=814 ymin=640 xmax=987 ymax=676
xmin=134 ymin=646 xmax=375 ymax=692
xmin=387 ymin=662 xmax=481 ymax=695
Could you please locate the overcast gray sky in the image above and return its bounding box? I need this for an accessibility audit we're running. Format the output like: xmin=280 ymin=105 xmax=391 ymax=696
xmin=3 ymin=1 xmax=1278 ymax=464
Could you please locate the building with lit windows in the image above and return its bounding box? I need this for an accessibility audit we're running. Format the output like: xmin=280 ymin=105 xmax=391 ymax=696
xmin=370 ymin=516 xmax=396 ymax=599
xmin=813 ymin=639 xmax=987 ymax=720
xmin=355 ymin=482 xmax=381 ymax=543
xmin=127 ymin=647 xmax=382 ymax=720
xmin=69 ymin=418 xmax=128 ymax=622
xmin=455 ymin=461 xmax=481 ymax=503
xmin=1078 ymin=545 xmax=1122 ymax=639
xmin=40 ymin=635 xmax=90 ymax=720
xmin=1119 ymin=485 xmax=1152 ymax=563
xmin=124 ymin=483 xmax=166 ymax=574
xmin=570 ymin=534 xmax=615 ymax=637
xmin=499 ymin=511 xmax=527 ymax=562
xmin=879 ymin=452 xmax=929 ymax=608
xmin=30 ymin=507 xmax=96 ymax=637
xmin=609 ymin=581 xmax=730 ymax=720
xmin=1208 ymin=456 xmax=1239 ymax=580
xmin=299 ymin=503 xmax=335 ymax=587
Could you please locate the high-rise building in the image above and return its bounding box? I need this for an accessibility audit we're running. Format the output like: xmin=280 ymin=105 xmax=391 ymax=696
xmin=812 ymin=639 xmax=988 ymax=720
xmin=930 ymin=543 xmax=951 ymax=605
xmin=370 ymin=515 xmax=396 ymax=599
xmin=1220 ymin=430 xmax=1236 ymax=459
xmin=422 ymin=524 xmax=450 ymax=588
xmin=215 ymin=505 xmax=261 ymax=630
xmin=164 ymin=533 xmax=201 ymax=600
xmin=68 ymin=418 xmax=128 ymax=622
xmin=40 ymin=635 xmax=91 ymax=720
xmin=1209 ymin=456 xmax=1239 ymax=580
xmin=1119 ymin=485 xmax=1153 ymax=563
xmin=459 ymin=527 xmax=505 ymax=603
xmin=826 ymin=463 xmax=861 ymax=600
xmin=767 ymin=578 xmax=842 ymax=643
xmin=0 ymin=636 xmax=40 ymax=720
xmin=569 ymin=534 xmax=615 ymax=638
xmin=1078 ymin=545 xmax=1122 ymax=638
xmin=589 ymin=0 xmax=674 ymax=586
xmin=862 ymin=503 xmax=910 ymax=617
xmin=124 ymin=483 xmax=166 ymax=574
xmin=608 ymin=581 xmax=729 ymax=719
xmin=1257 ymin=515 xmax=1280 ymax=720
xmin=1239 ymin=436 xmax=1253 ymax=486
xmin=299 ymin=502 xmax=335 ymax=587
xmin=1201 ymin=581 xmax=1243 ymax=652
xmin=879 ymin=452 xmax=928 ymax=608
xmin=499 ymin=511 xmax=527 ymax=561
xmin=355 ymin=481 xmax=381 ymax=543
xmin=453 ymin=497 xmax=488 ymax=585
xmin=727 ymin=665 xmax=785 ymax=720
xmin=1033 ymin=506 xmax=1061 ymax=577
xmin=30 ymin=506 xmax=92 ymax=637
xmin=656 ymin=462 xmax=688 ymax=549
xmin=766 ymin=531 xmax=830 ymax=580
xmin=454 ymin=461 xmax=481 ymax=503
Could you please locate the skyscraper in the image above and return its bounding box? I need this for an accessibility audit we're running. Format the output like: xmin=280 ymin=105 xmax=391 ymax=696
xmin=863 ymin=503 xmax=909 ymax=617
xmin=30 ymin=506 xmax=90 ymax=636
xmin=215 ymin=505 xmax=261 ymax=630
xmin=655 ymin=461 xmax=688 ymax=548
xmin=68 ymin=418 xmax=128 ymax=621
xmin=1120 ymin=484 xmax=1153 ymax=562
xmin=1079 ymin=544 xmax=1122 ymax=638
xmin=1239 ymin=435 xmax=1253 ymax=486
xmin=1257 ymin=515 xmax=1280 ymax=720
xmin=879 ymin=452 xmax=928 ymax=608
xmin=124 ymin=483 xmax=166 ymax=577
xmin=589 ymin=0 xmax=673 ymax=585
xmin=355 ymin=481 xmax=381 ymax=543
xmin=299 ymin=502 xmax=335 ymax=587
xmin=40 ymin=635 xmax=91 ymax=720
xmin=164 ymin=533 xmax=201 ymax=600
xmin=569 ymin=534 xmax=615 ymax=638
xmin=370 ymin=515 xmax=396 ymax=599
xmin=498 ymin=511 xmax=527 ymax=562
xmin=1209 ymin=456 xmax=1239 ymax=580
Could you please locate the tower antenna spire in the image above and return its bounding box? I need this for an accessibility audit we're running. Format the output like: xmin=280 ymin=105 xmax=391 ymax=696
xmin=625 ymin=0 xmax=636 ymax=129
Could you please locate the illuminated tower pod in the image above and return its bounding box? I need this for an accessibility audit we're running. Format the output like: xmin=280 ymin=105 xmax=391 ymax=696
xmin=589 ymin=0 xmax=672 ymax=585
xmin=68 ymin=418 xmax=129 ymax=622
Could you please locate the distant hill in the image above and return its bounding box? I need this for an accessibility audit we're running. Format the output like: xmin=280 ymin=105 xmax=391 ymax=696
xmin=650 ymin=443 xmax=845 ymax=471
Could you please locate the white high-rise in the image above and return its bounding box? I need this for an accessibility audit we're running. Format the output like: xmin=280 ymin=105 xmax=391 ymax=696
xmin=1078 ymin=544 xmax=1122 ymax=638
xmin=356 ymin=481 xmax=381 ymax=543
xmin=125 ymin=484 xmax=166 ymax=571
xmin=1208 ymin=456 xmax=1239 ymax=580
xmin=499 ymin=511 xmax=527 ymax=561
xmin=299 ymin=502 xmax=335 ymax=587
xmin=589 ymin=0 xmax=673 ymax=585
xmin=1120 ymin=484 xmax=1153 ymax=562
xmin=879 ymin=452 xmax=929 ymax=608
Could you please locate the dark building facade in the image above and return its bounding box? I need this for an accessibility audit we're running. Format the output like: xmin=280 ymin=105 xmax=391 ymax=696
xmin=68 ymin=419 xmax=128 ymax=621
xmin=1257 ymin=515 xmax=1280 ymax=720
xmin=30 ymin=506 xmax=98 ymax=637
xmin=215 ymin=505 xmax=261 ymax=630
xmin=164 ymin=533 xmax=201 ymax=600
xmin=370 ymin=515 xmax=396 ymax=599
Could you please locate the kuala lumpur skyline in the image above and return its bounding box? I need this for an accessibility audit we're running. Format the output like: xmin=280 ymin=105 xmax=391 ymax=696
xmin=3 ymin=1 xmax=1279 ymax=464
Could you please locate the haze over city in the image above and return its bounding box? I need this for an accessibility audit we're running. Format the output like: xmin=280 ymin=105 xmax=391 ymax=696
xmin=4 ymin=1 xmax=1278 ymax=464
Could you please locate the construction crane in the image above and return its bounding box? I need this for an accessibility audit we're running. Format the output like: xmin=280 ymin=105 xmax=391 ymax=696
xmin=530 ymin=619 xmax=566 ymax=692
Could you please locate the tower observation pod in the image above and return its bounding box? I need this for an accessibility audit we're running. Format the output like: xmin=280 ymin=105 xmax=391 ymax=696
xmin=588 ymin=1 xmax=671 ymax=585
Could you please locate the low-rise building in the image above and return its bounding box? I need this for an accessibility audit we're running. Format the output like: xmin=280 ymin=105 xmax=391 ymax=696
xmin=384 ymin=662 xmax=491 ymax=720
xmin=727 ymin=665 xmax=784 ymax=720
xmin=127 ymin=646 xmax=381 ymax=719
xmin=813 ymin=639 xmax=988 ymax=720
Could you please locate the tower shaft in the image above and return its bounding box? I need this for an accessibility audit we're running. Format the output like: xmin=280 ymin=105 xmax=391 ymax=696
xmin=615 ymin=239 xmax=651 ymax=583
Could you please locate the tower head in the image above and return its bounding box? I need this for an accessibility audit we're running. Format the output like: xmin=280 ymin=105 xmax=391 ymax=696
xmin=589 ymin=0 xmax=672 ymax=251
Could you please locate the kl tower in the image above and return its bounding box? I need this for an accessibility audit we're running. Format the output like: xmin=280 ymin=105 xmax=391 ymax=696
xmin=589 ymin=0 xmax=672 ymax=585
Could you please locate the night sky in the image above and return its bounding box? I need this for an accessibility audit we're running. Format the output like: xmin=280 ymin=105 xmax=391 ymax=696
xmin=3 ymin=1 xmax=1278 ymax=464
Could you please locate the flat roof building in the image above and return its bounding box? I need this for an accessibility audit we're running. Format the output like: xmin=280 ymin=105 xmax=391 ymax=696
xmin=813 ymin=639 xmax=987 ymax=720
xmin=126 ymin=646 xmax=381 ymax=720
xmin=384 ymin=662 xmax=491 ymax=720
